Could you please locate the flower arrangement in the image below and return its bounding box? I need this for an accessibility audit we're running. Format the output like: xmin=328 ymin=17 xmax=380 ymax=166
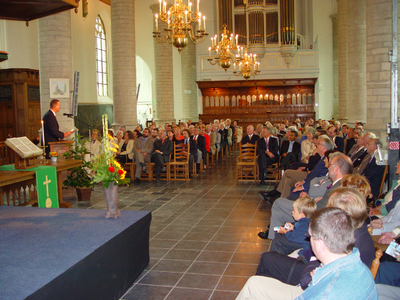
xmin=49 ymin=152 xmax=59 ymax=157
xmin=91 ymin=114 xmax=130 ymax=188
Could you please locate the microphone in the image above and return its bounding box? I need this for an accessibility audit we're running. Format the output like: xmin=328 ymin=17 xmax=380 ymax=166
xmin=63 ymin=113 xmax=74 ymax=117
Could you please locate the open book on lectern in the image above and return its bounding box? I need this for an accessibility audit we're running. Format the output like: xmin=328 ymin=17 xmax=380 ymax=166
xmin=5 ymin=137 xmax=43 ymax=158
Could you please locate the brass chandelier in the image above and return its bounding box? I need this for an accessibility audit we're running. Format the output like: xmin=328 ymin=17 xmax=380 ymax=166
xmin=207 ymin=25 xmax=239 ymax=72
xmin=153 ymin=0 xmax=208 ymax=53
xmin=233 ymin=47 xmax=260 ymax=80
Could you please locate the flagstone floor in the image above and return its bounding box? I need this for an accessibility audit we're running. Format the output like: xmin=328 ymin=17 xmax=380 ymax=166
xmin=69 ymin=153 xmax=275 ymax=300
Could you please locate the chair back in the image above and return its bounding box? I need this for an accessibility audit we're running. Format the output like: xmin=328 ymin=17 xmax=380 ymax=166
xmin=174 ymin=143 xmax=189 ymax=162
xmin=238 ymin=143 xmax=256 ymax=162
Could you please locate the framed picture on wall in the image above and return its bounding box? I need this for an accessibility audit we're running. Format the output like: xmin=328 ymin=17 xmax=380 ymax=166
xmin=49 ymin=78 xmax=69 ymax=99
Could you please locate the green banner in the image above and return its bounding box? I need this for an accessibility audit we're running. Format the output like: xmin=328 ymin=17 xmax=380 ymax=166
xmin=0 ymin=165 xmax=59 ymax=208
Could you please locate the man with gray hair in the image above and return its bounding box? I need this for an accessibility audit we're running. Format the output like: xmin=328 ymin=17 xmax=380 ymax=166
xmin=257 ymin=126 xmax=279 ymax=185
xmin=241 ymin=125 xmax=259 ymax=145
xmin=260 ymin=135 xmax=334 ymax=202
xmin=356 ymin=137 xmax=385 ymax=200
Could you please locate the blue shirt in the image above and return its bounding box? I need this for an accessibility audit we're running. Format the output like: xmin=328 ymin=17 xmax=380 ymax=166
xmin=296 ymin=248 xmax=377 ymax=300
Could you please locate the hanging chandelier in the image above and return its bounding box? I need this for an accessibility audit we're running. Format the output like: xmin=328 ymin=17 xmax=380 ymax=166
xmin=233 ymin=47 xmax=260 ymax=80
xmin=153 ymin=0 xmax=208 ymax=53
xmin=207 ymin=25 xmax=239 ymax=72
xmin=232 ymin=0 xmax=260 ymax=80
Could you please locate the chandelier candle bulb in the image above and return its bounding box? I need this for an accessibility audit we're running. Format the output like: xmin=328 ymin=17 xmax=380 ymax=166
xmin=185 ymin=10 xmax=188 ymax=22
xmin=189 ymin=2 xmax=192 ymax=12
xmin=203 ymin=16 xmax=206 ymax=30
xmin=159 ymin=0 xmax=161 ymax=13
xmin=163 ymin=2 xmax=166 ymax=13
xmin=197 ymin=0 xmax=199 ymax=12
xmin=208 ymin=47 xmax=211 ymax=58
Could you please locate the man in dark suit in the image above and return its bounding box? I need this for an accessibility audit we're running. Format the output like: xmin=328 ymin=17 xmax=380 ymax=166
xmin=179 ymin=129 xmax=197 ymax=178
xmin=357 ymin=138 xmax=385 ymax=201
xmin=280 ymin=131 xmax=301 ymax=170
xmin=193 ymin=127 xmax=206 ymax=172
xmin=327 ymin=125 xmax=344 ymax=153
xmin=42 ymin=99 xmax=74 ymax=158
xmin=152 ymin=129 xmax=173 ymax=182
xmin=241 ymin=125 xmax=260 ymax=145
xmin=344 ymin=127 xmax=356 ymax=155
xmin=257 ymin=127 xmax=279 ymax=185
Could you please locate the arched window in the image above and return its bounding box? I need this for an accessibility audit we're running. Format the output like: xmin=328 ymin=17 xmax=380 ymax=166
xmin=95 ymin=15 xmax=108 ymax=96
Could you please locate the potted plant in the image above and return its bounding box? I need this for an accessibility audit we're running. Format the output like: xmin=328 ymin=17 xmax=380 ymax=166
xmin=63 ymin=136 xmax=94 ymax=202
xmin=49 ymin=152 xmax=59 ymax=162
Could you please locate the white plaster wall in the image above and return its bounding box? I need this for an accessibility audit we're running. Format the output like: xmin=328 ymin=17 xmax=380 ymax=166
xmin=71 ymin=2 xmax=112 ymax=105
xmin=0 ymin=19 xmax=39 ymax=70
xmin=313 ymin=0 xmax=337 ymax=120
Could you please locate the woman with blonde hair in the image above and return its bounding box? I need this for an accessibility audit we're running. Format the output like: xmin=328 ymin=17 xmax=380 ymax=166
xmin=341 ymin=173 xmax=373 ymax=201
xmin=300 ymin=127 xmax=316 ymax=163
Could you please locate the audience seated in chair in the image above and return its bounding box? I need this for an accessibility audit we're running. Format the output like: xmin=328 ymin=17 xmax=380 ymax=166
xmin=259 ymin=135 xmax=333 ymax=203
xmin=151 ymin=129 xmax=172 ymax=183
xmin=241 ymin=125 xmax=259 ymax=145
xmin=116 ymin=130 xmax=134 ymax=165
xmin=257 ymin=126 xmax=279 ymax=185
xmin=237 ymin=205 xmax=377 ymax=300
xmin=132 ymin=128 xmax=154 ymax=184
xmin=280 ymin=130 xmax=301 ymax=170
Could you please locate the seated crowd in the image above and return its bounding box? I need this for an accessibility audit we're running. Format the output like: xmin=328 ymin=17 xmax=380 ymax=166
xmin=232 ymin=119 xmax=399 ymax=299
xmin=84 ymin=118 xmax=244 ymax=183
xmin=85 ymin=118 xmax=400 ymax=298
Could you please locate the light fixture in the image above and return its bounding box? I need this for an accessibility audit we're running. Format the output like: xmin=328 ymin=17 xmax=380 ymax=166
xmin=207 ymin=24 xmax=239 ymax=72
xmin=233 ymin=47 xmax=260 ymax=80
xmin=153 ymin=0 xmax=208 ymax=53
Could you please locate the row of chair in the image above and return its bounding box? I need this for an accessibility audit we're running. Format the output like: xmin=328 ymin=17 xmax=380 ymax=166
xmin=123 ymin=140 xmax=240 ymax=182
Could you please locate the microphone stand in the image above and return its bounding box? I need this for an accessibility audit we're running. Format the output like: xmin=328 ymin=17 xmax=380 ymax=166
xmin=64 ymin=114 xmax=93 ymax=159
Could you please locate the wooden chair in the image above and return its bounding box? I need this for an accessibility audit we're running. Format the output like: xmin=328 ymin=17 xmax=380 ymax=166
xmin=265 ymin=162 xmax=281 ymax=183
xmin=236 ymin=143 xmax=258 ymax=183
xmin=169 ymin=143 xmax=190 ymax=181
xmin=125 ymin=162 xmax=154 ymax=181
xmin=150 ymin=154 xmax=171 ymax=181
xmin=367 ymin=226 xmax=384 ymax=279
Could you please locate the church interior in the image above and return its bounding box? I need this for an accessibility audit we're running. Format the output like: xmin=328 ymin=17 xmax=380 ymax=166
xmin=0 ymin=0 xmax=399 ymax=299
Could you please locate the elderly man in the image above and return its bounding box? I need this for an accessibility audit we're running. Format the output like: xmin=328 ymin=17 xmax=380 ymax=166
xmin=356 ymin=138 xmax=385 ymax=200
xmin=260 ymin=135 xmax=334 ymax=202
xmin=241 ymin=125 xmax=260 ymax=145
xmin=257 ymin=127 xmax=279 ymax=185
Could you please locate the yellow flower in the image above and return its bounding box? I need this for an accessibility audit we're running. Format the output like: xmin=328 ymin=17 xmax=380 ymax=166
xmin=110 ymin=147 xmax=117 ymax=153
xmin=107 ymin=134 xmax=114 ymax=141
xmin=111 ymin=142 xmax=119 ymax=149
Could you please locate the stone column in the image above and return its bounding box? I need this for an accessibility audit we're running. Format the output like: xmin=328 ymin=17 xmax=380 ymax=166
xmin=112 ymin=0 xmax=137 ymax=130
xmin=38 ymin=11 xmax=74 ymax=131
xmin=38 ymin=11 xmax=75 ymax=199
xmin=337 ymin=0 xmax=349 ymax=123
xmin=180 ymin=42 xmax=198 ymax=122
xmin=331 ymin=14 xmax=339 ymax=120
xmin=366 ymin=0 xmax=395 ymax=143
xmin=347 ymin=0 xmax=367 ymax=125
xmin=150 ymin=4 xmax=175 ymax=126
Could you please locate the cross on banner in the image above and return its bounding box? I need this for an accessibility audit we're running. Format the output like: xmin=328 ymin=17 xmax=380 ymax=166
xmin=43 ymin=175 xmax=53 ymax=208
